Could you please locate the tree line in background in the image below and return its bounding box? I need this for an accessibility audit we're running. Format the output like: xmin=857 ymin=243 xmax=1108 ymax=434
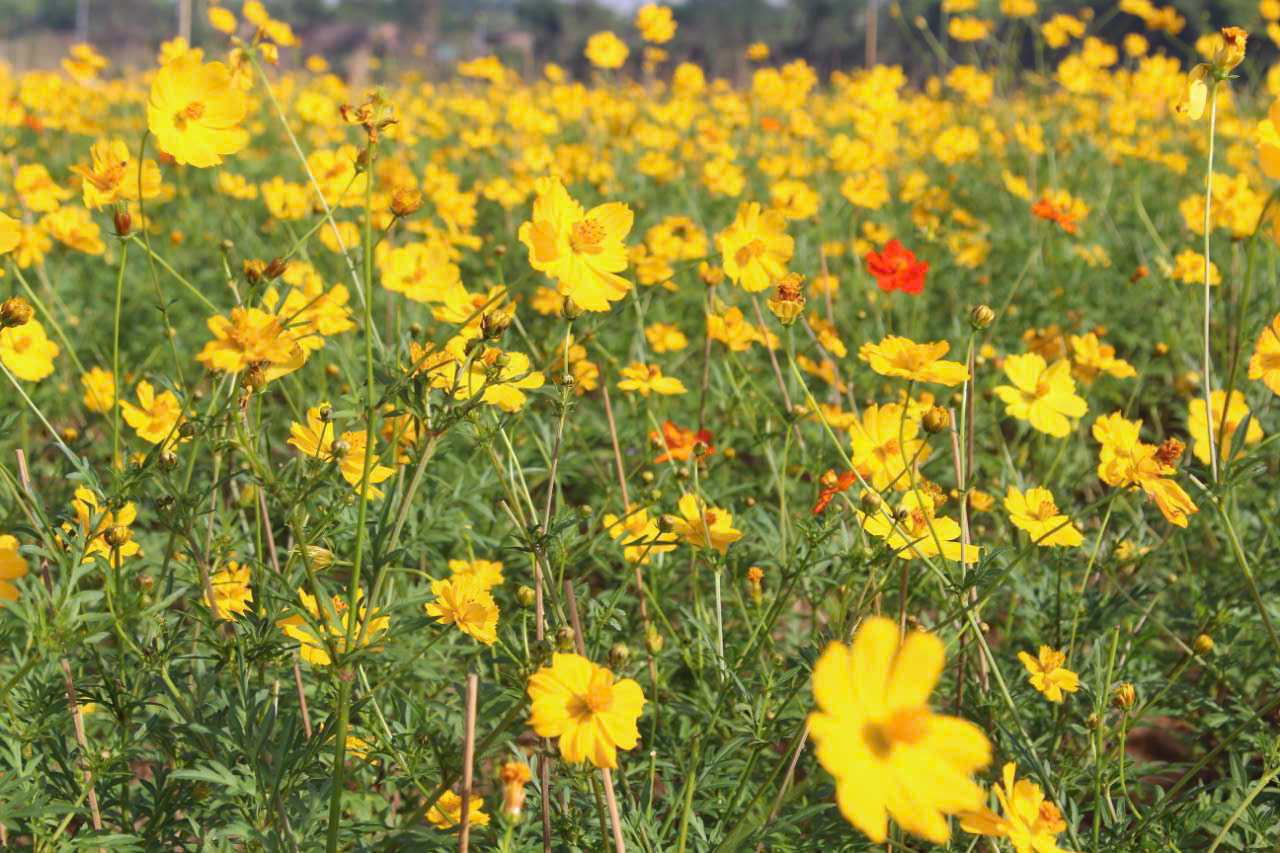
xmin=0 ymin=0 xmax=1268 ymax=80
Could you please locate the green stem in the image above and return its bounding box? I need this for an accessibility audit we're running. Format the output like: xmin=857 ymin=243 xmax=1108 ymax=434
xmin=111 ymin=241 xmax=128 ymax=467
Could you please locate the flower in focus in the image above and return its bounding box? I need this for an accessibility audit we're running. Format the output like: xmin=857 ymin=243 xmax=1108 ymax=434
xmin=518 ymin=176 xmax=634 ymax=312
xmin=278 ymin=587 xmax=389 ymax=666
xmin=665 ymin=493 xmax=742 ymax=554
xmin=960 ymin=762 xmax=1072 ymax=853
xmin=1018 ymin=646 xmax=1080 ymax=702
xmin=865 ymin=240 xmax=928 ymax=295
xmin=717 ymin=202 xmax=794 ymax=293
xmin=0 ymin=535 xmax=29 ymax=604
xmin=1094 ymin=412 xmax=1198 ymax=527
xmin=1003 ymin=487 xmax=1083 ymax=547
xmin=860 ymin=490 xmax=980 ymax=564
xmin=65 ymin=487 xmax=141 ymax=566
xmin=288 ymin=405 xmax=397 ymax=500
xmin=849 ymin=403 xmax=930 ymax=492
xmin=196 ymin=306 xmax=307 ymax=383
xmin=427 ymin=790 xmax=490 ymax=831
xmin=766 ymin=272 xmax=806 ymax=325
xmin=147 ymin=53 xmax=249 ymax=168
xmin=1187 ymin=390 xmax=1262 ymax=466
xmin=994 ymin=353 xmax=1088 ymax=438
xmin=424 ymin=575 xmax=499 ymax=645
xmin=448 ymin=558 xmax=504 ymax=590
xmin=73 ymin=139 xmax=163 ymax=209
xmin=527 ymin=652 xmax=645 ymax=768
xmin=859 ymin=336 xmax=969 ymax=386
xmin=808 ymin=616 xmax=991 ymax=843
xmin=120 ymin=381 xmax=184 ymax=447
xmin=206 ymin=561 xmax=253 ymax=621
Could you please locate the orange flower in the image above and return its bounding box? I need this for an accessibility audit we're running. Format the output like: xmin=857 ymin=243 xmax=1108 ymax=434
xmin=650 ymin=420 xmax=714 ymax=464
xmin=813 ymin=469 xmax=857 ymax=515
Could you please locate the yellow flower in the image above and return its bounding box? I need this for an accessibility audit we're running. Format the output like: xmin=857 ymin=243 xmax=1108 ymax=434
xmin=0 ymin=535 xmax=29 ymax=604
xmin=451 ymin=345 xmax=546 ymax=412
xmin=860 ymin=490 xmax=980 ymax=564
xmin=848 ymin=403 xmax=930 ymax=492
xmin=206 ymin=561 xmax=253 ymax=621
xmin=809 ymin=617 xmax=991 ymax=843
xmin=278 ymin=587 xmax=389 ymax=667
xmin=716 ymin=201 xmax=794 ymax=293
xmin=425 ymin=575 xmax=499 ymax=645
xmin=1003 ymin=487 xmax=1083 ymax=547
xmin=617 ymin=362 xmax=686 ymax=396
xmin=1248 ymin=313 xmax=1280 ymax=395
xmin=1188 ymin=390 xmax=1262 ymax=466
xmin=147 ymin=53 xmax=249 ymax=168
xmin=518 ymin=176 xmax=634 ymax=312
xmin=635 ymin=4 xmax=676 ymax=43
xmin=1017 ymin=646 xmax=1080 ymax=703
xmin=120 ymin=381 xmax=184 ymax=447
xmin=960 ymin=762 xmax=1072 ymax=853
xmin=527 ymin=652 xmax=645 ymax=768
xmin=1094 ymin=412 xmax=1198 ymax=528
xmin=602 ymin=508 xmax=675 ymax=564
xmin=379 ymin=240 xmax=463 ymax=303
xmin=0 ymin=317 xmax=59 ymax=381
xmin=427 ymin=790 xmax=490 ymax=831
xmin=62 ymin=43 xmax=108 ymax=81
xmin=949 ymin=16 xmax=994 ymax=41
xmin=1170 ymin=248 xmax=1220 ymax=285
xmin=288 ymin=405 xmax=397 ymax=500
xmin=65 ymin=487 xmax=141 ymax=566
xmin=15 ymin=164 xmax=72 ymax=213
xmin=665 ymin=493 xmax=742 ymax=554
xmin=447 ymin=558 xmax=504 ymax=590
xmin=994 ymin=353 xmax=1088 ymax=438
xmin=80 ymin=367 xmax=115 ymax=414
xmin=644 ymin=322 xmax=688 ymax=353
xmin=72 ymin=139 xmax=163 ymax=210
xmin=41 ymin=207 xmax=104 ymax=255
xmin=859 ymin=336 xmax=969 ymax=387
xmin=585 ymin=31 xmax=629 ymax=69
xmin=0 ymin=212 xmax=19 ymax=255
xmin=208 ymin=6 xmax=238 ymax=34
xmin=1069 ymin=333 xmax=1136 ymax=383
xmin=196 ymin=305 xmax=307 ymax=383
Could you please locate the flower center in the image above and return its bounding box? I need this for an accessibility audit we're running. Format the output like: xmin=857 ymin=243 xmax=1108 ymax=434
xmin=863 ymin=707 xmax=929 ymax=759
xmin=174 ymin=101 xmax=205 ymax=129
xmin=734 ymin=238 xmax=766 ymax=267
xmin=570 ymin=219 xmax=605 ymax=254
xmin=584 ymin=675 xmax=614 ymax=713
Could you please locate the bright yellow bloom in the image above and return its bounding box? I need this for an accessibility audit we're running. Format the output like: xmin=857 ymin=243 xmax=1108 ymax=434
xmin=519 ymin=176 xmax=634 ymax=312
xmin=1003 ymin=487 xmax=1083 ymax=547
xmin=288 ymin=405 xmax=397 ymax=500
xmin=196 ymin=305 xmax=307 ymax=383
xmin=1170 ymin=248 xmax=1220 ymax=285
xmin=717 ymin=201 xmax=794 ymax=293
xmin=665 ymin=493 xmax=742 ymax=554
xmin=80 ymin=367 xmax=115 ymax=413
xmin=949 ymin=16 xmax=993 ymax=41
xmin=994 ymin=353 xmax=1088 ymax=438
xmin=279 ymin=587 xmax=389 ymax=667
xmin=1017 ymin=646 xmax=1080 ymax=703
xmin=635 ymin=4 xmax=676 ymax=43
xmin=65 ymin=487 xmax=141 ymax=566
xmin=425 ymin=575 xmax=499 ymax=645
xmin=860 ymin=490 xmax=980 ymax=563
xmin=617 ymin=362 xmax=686 ymax=396
xmin=15 ymin=163 xmax=72 ymax=213
xmin=62 ymin=43 xmax=108 ymax=81
xmin=120 ymin=381 xmax=184 ymax=447
xmin=41 ymin=207 xmax=104 ymax=255
xmin=1248 ymin=313 xmax=1280 ymax=395
xmin=848 ymin=403 xmax=929 ymax=492
xmin=960 ymin=762 xmax=1073 ymax=853
xmin=208 ymin=6 xmax=237 ymax=34
xmin=1093 ymin=412 xmax=1198 ymax=528
xmin=73 ymin=139 xmax=163 ymax=210
xmin=451 ymin=345 xmax=546 ymax=412
xmin=0 ymin=318 xmax=59 ymax=381
xmin=527 ymin=652 xmax=646 ymax=768
xmin=0 ymin=535 xmax=29 ymax=604
xmin=585 ymin=31 xmax=630 ymax=69
xmin=1069 ymin=332 xmax=1136 ymax=383
xmin=206 ymin=561 xmax=253 ymax=621
xmin=380 ymin=240 xmax=463 ymax=303
xmin=809 ymin=617 xmax=991 ymax=843
xmin=859 ymin=336 xmax=969 ymax=387
xmin=602 ymin=507 xmax=675 ymax=564
xmin=147 ymin=53 xmax=249 ymax=168
xmin=645 ymin=322 xmax=688 ymax=353
xmin=0 ymin=212 xmax=19 ymax=255
xmin=1188 ymin=390 xmax=1262 ymax=466
xmin=448 ymin=558 xmax=504 ymax=590
xmin=427 ymin=790 xmax=490 ymax=831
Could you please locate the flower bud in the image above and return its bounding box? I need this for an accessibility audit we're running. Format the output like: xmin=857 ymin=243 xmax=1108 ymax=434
xmin=60 ymin=426 xmax=80 ymax=444
xmin=1214 ymin=26 xmax=1247 ymax=72
xmin=103 ymin=525 xmax=131 ymax=548
xmin=499 ymin=760 xmax=532 ymax=820
xmin=264 ymin=257 xmax=289 ymax=280
xmin=560 ymin=297 xmax=583 ymax=321
xmin=555 ymin=626 xmax=576 ymax=652
xmin=390 ymin=186 xmax=423 ymax=217
xmin=1112 ymin=682 xmax=1136 ymax=710
xmin=969 ymin=304 xmax=995 ymax=330
xmin=645 ymin=624 xmax=664 ymax=653
xmin=1194 ymin=633 xmax=1214 ymax=655
xmin=517 ymin=585 xmax=536 ymax=608
xmin=608 ymin=642 xmax=630 ymax=668
xmin=922 ymin=406 xmax=950 ymax=434
xmin=0 ymin=296 xmax=33 ymax=329
xmin=113 ymin=210 xmax=132 ymax=237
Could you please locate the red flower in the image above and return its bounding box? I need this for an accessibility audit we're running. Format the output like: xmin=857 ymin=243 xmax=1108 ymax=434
xmin=864 ymin=240 xmax=928 ymax=295
xmin=1031 ymin=197 xmax=1078 ymax=234
xmin=650 ymin=420 xmax=715 ymax=464
xmin=813 ymin=468 xmax=857 ymax=515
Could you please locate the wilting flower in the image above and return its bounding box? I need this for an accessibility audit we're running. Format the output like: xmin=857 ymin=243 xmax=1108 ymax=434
xmin=859 ymin=336 xmax=968 ymax=387
xmin=1093 ymin=412 xmax=1197 ymax=527
xmin=1018 ymin=646 xmax=1080 ymax=703
xmin=518 ymin=176 xmax=634 ymax=312
xmin=1003 ymin=487 xmax=1083 ymax=547
xmin=278 ymin=587 xmax=389 ymax=666
xmin=865 ymin=240 xmax=928 ymax=295
xmin=147 ymin=53 xmax=249 ymax=168
xmin=960 ymin=762 xmax=1073 ymax=853
xmin=809 ymin=616 xmax=991 ymax=843
xmin=766 ymin=272 xmax=806 ymax=324
xmin=665 ymin=493 xmax=742 ymax=554
xmin=206 ymin=561 xmax=253 ymax=621
xmin=425 ymin=575 xmax=499 ymax=645
xmin=527 ymin=652 xmax=646 ymax=768
xmin=717 ymin=202 xmax=794 ymax=293
xmin=994 ymin=353 xmax=1088 ymax=438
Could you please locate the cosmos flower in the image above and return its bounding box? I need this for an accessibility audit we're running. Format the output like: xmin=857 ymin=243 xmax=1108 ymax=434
xmin=665 ymin=493 xmax=742 ymax=554
xmin=527 ymin=652 xmax=645 ymax=768
xmin=147 ymin=53 xmax=249 ymax=168
xmin=0 ymin=535 xmax=29 ymax=604
xmin=859 ymin=336 xmax=969 ymax=387
xmin=865 ymin=240 xmax=928 ymax=295
xmin=1018 ymin=646 xmax=1080 ymax=703
xmin=960 ymin=762 xmax=1074 ymax=853
xmin=994 ymin=353 xmax=1088 ymax=438
xmin=1003 ymin=487 xmax=1083 ymax=547
xmin=424 ymin=575 xmax=499 ymax=645
xmin=717 ymin=201 xmax=794 ymax=293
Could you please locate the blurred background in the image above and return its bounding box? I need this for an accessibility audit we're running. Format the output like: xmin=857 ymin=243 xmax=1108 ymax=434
xmin=0 ymin=0 xmax=1263 ymax=81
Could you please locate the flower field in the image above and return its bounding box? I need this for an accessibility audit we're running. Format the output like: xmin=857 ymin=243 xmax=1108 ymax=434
xmin=4 ymin=1 xmax=1280 ymax=849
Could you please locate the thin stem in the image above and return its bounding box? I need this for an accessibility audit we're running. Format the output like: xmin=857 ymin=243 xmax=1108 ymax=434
xmin=1201 ymin=83 xmax=1221 ymax=482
